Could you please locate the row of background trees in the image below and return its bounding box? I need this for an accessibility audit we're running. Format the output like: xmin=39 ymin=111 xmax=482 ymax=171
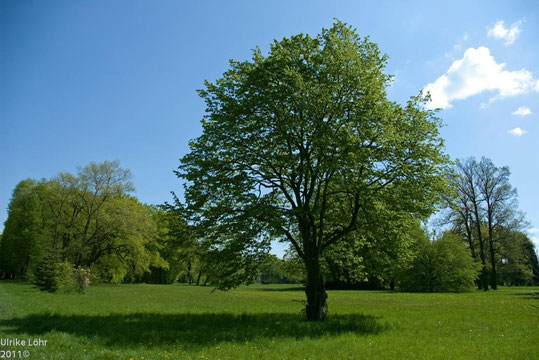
xmin=0 ymin=161 xmax=165 ymax=285
xmin=0 ymin=161 xmax=299 ymax=288
xmin=1 ymin=158 xmax=537 ymax=292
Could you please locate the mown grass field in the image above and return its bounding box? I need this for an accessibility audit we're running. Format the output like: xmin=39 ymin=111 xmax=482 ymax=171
xmin=0 ymin=282 xmax=537 ymax=359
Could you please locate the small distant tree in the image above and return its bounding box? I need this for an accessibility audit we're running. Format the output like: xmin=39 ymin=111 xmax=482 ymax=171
xmin=32 ymin=247 xmax=63 ymax=292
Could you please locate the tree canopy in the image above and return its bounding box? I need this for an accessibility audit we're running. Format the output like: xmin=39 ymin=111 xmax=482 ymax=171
xmin=442 ymin=157 xmax=528 ymax=289
xmin=0 ymin=161 xmax=166 ymax=286
xmin=178 ymin=21 xmax=449 ymax=321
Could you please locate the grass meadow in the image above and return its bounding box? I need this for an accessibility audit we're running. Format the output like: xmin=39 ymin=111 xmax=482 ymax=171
xmin=0 ymin=282 xmax=538 ymax=359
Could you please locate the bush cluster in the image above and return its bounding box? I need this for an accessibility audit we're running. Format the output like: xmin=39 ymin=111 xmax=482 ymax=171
xmin=396 ymin=234 xmax=480 ymax=292
xmin=32 ymin=253 xmax=94 ymax=293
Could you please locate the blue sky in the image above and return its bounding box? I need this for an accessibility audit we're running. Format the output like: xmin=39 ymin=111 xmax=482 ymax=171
xmin=1 ymin=0 xmax=538 ymax=255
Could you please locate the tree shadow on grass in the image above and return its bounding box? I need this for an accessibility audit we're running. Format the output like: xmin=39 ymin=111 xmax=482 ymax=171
xmin=258 ymin=286 xmax=305 ymax=292
xmin=0 ymin=312 xmax=386 ymax=349
xmin=504 ymin=291 xmax=539 ymax=301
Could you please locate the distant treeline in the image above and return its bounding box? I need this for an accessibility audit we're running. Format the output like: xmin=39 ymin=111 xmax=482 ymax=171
xmin=0 ymin=159 xmax=538 ymax=292
xmin=0 ymin=161 xmax=199 ymax=286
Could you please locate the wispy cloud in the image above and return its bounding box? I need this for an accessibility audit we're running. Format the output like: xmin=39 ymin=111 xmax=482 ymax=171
xmin=424 ymin=47 xmax=537 ymax=109
xmin=487 ymin=20 xmax=523 ymax=45
xmin=445 ymin=33 xmax=469 ymax=59
xmin=512 ymin=106 xmax=532 ymax=116
xmin=508 ymin=127 xmax=526 ymax=136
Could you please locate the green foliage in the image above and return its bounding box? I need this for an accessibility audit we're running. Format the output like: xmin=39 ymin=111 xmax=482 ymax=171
xmin=31 ymin=248 xmax=64 ymax=292
xmin=55 ymin=263 xmax=79 ymax=293
xmin=324 ymin=214 xmax=429 ymax=289
xmin=397 ymin=232 xmax=480 ymax=292
xmin=31 ymin=249 xmax=80 ymax=293
xmin=497 ymin=231 xmax=539 ymax=286
xmin=179 ymin=20 xmax=448 ymax=320
xmin=259 ymin=254 xmax=304 ymax=284
xmin=144 ymin=201 xmax=204 ymax=284
xmin=0 ymin=179 xmax=44 ymax=279
xmin=1 ymin=161 xmax=166 ymax=286
xmin=443 ymin=157 xmax=528 ymax=290
xmin=31 ymin=252 xmax=93 ymax=293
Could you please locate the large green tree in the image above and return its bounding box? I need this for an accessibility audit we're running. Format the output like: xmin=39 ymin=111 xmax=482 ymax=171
xmin=178 ymin=21 xmax=448 ymax=321
xmin=1 ymin=161 xmax=166 ymax=286
xmin=476 ymin=157 xmax=523 ymax=289
xmin=444 ymin=157 xmax=526 ymax=290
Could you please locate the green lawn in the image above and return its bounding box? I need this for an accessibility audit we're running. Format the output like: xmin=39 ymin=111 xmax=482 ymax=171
xmin=0 ymin=282 xmax=537 ymax=359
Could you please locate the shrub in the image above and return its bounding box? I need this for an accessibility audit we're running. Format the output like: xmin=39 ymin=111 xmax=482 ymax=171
xmin=32 ymin=249 xmax=63 ymax=292
xmin=397 ymin=233 xmax=480 ymax=292
xmin=32 ymin=251 xmax=93 ymax=293
xmin=72 ymin=267 xmax=93 ymax=293
xmin=55 ymin=262 xmax=78 ymax=293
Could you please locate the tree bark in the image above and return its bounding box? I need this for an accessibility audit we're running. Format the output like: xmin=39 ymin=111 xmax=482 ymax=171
xmin=488 ymin=228 xmax=498 ymax=290
xmin=463 ymin=214 xmax=477 ymax=260
xmin=304 ymin=257 xmax=327 ymax=321
xmin=187 ymin=261 xmax=192 ymax=285
xmin=486 ymin=207 xmax=498 ymax=290
xmin=471 ymin=206 xmax=489 ymax=291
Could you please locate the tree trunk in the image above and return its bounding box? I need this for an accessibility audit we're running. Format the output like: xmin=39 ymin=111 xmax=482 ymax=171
xmin=487 ymin=212 xmax=498 ymax=290
xmin=464 ymin=216 xmax=477 ymax=260
xmin=479 ymin=267 xmax=489 ymax=291
xmin=187 ymin=261 xmax=192 ymax=285
xmin=488 ymin=236 xmax=497 ymax=290
xmin=304 ymin=259 xmax=327 ymax=321
xmin=471 ymin=204 xmax=489 ymax=291
xmin=196 ymin=270 xmax=202 ymax=286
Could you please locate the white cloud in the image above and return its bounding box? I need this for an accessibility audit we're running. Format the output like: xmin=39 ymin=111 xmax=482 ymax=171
xmin=508 ymin=127 xmax=526 ymax=136
xmin=512 ymin=106 xmax=532 ymax=116
xmin=423 ymin=47 xmax=538 ymax=109
xmin=529 ymin=228 xmax=539 ymax=234
xmin=487 ymin=20 xmax=523 ymax=45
